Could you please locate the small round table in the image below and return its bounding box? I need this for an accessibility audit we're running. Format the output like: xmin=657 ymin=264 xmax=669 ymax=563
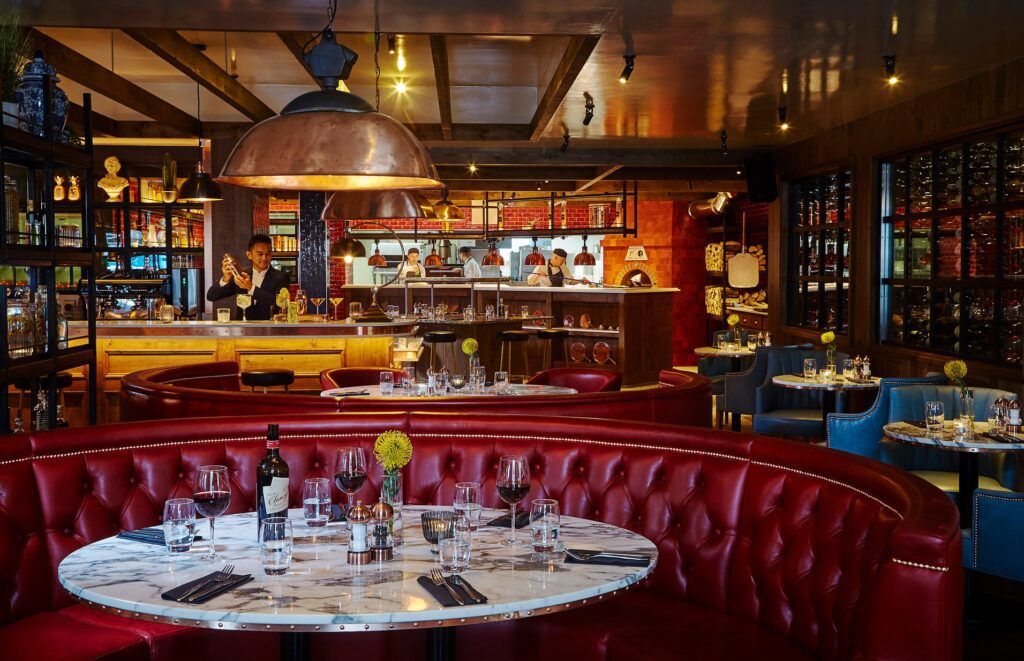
xmin=58 ymin=506 xmax=656 ymax=661
xmin=883 ymin=421 xmax=1024 ymax=529
xmin=320 ymin=383 xmax=578 ymax=398
xmin=694 ymin=346 xmax=756 ymax=431
xmin=771 ymin=375 xmax=881 ymax=436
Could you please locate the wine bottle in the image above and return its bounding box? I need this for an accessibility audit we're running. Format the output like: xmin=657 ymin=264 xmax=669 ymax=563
xmin=257 ymin=424 xmax=290 ymax=538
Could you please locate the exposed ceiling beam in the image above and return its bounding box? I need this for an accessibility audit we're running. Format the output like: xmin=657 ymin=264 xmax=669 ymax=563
xmin=123 ymin=28 xmax=275 ymax=122
xmin=437 ymin=165 xmax=601 ymax=180
xmin=575 ymin=165 xmax=621 ymax=193
xmin=429 ymin=147 xmax=757 ymax=167
xmin=443 ymin=180 xmax=746 ymax=195
xmin=66 ymin=101 xmax=117 ymax=137
xmin=411 ymin=123 xmax=530 ymax=141
xmin=25 ymin=28 xmax=200 ymax=136
xmin=276 ymin=31 xmax=319 ymax=85
xmin=428 ymin=35 xmax=453 ymax=141
xmin=528 ymin=35 xmax=600 ymax=141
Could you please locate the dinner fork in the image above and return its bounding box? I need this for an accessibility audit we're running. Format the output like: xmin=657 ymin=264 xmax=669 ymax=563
xmin=178 ymin=564 xmax=235 ymax=602
xmin=429 ymin=568 xmax=464 ymax=605
xmin=564 ymin=549 xmax=648 ymax=562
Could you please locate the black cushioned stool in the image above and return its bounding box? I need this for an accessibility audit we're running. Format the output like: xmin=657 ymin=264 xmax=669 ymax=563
xmin=423 ymin=330 xmax=457 ymax=373
xmin=537 ymin=328 xmax=570 ymax=369
xmin=241 ymin=368 xmax=295 ymax=394
xmin=497 ymin=329 xmax=531 ymax=383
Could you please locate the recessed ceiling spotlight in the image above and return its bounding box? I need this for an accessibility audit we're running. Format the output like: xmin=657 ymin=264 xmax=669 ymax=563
xmin=619 ymin=54 xmax=634 ymax=84
xmin=395 ymin=81 xmax=408 ymax=94
xmin=884 ymin=54 xmax=899 ymax=86
xmin=468 ymin=163 xmax=478 ymax=174
xmin=778 ymin=106 xmax=790 ymax=131
xmin=387 ymin=33 xmax=397 ymax=55
xmin=583 ymin=92 xmax=595 ymax=125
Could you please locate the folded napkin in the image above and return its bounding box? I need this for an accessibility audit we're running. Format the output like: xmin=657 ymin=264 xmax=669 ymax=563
xmin=161 ymin=572 xmax=253 ymax=604
xmin=416 ymin=575 xmax=487 ymax=607
xmin=485 ymin=511 xmax=531 ymax=529
xmin=116 ymin=528 xmax=203 ymax=546
xmin=564 ymin=549 xmax=651 ymax=567
xmin=902 ymin=420 xmax=928 ymax=430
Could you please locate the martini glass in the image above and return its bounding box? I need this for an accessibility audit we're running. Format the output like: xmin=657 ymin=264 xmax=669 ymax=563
xmin=310 ymin=297 xmax=326 ymax=320
xmin=236 ymin=293 xmax=252 ymax=321
xmin=329 ymin=297 xmax=344 ymax=320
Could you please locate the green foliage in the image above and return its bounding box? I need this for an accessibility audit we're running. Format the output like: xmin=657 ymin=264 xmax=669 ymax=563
xmin=0 ymin=8 xmax=30 ymax=103
xmin=162 ymin=152 xmax=177 ymax=190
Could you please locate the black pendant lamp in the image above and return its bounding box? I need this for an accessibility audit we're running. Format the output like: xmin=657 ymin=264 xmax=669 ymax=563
xmin=178 ymin=83 xmax=222 ymax=203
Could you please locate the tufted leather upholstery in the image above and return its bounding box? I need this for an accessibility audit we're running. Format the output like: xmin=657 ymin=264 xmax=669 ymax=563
xmin=320 ymin=367 xmax=405 ymax=390
xmin=527 ymin=367 xmax=622 ymax=393
xmin=3 ymin=413 xmax=960 ymax=660
xmin=121 ymin=364 xmax=711 ymax=427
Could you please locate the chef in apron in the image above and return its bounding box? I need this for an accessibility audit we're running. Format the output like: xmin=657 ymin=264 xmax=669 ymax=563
xmin=397 ymin=247 xmax=426 ymax=280
xmin=527 ymin=248 xmax=588 ymax=287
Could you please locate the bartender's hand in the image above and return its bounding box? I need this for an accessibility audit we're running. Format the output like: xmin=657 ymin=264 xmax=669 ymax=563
xmin=220 ymin=254 xmax=236 ymax=283
xmin=234 ymin=271 xmax=253 ymax=292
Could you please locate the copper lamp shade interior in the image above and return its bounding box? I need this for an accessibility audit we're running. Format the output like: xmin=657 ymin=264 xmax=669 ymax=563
xmin=574 ymin=236 xmax=597 ymax=266
xmin=524 ymin=237 xmax=546 ymax=266
xmin=424 ymin=241 xmax=443 ymax=266
xmin=321 ymin=190 xmax=437 ymax=221
xmin=482 ymin=240 xmax=504 ymax=266
xmin=367 ymin=240 xmax=388 ymax=267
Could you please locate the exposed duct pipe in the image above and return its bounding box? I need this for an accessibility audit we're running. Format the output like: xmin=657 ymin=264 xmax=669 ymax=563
xmin=687 ymin=192 xmax=734 ymax=218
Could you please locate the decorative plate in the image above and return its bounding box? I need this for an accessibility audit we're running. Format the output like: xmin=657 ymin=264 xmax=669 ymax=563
xmin=579 ymin=313 xmax=592 ymax=329
xmin=593 ymin=342 xmax=614 ymax=364
xmin=569 ymin=342 xmax=588 ymax=363
xmin=563 ymin=314 xmax=574 ymax=328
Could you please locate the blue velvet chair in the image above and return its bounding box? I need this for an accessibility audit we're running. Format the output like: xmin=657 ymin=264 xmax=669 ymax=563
xmin=723 ymin=344 xmax=812 ymax=430
xmin=699 ymin=330 xmax=750 ymax=428
xmin=965 ymin=489 xmax=1024 ymax=581
xmin=751 ymin=347 xmax=849 ymax=439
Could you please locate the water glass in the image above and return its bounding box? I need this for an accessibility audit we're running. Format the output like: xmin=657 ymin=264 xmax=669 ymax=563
xmin=463 ymin=306 xmax=475 ymax=322
xmin=402 ymin=366 xmax=417 ymax=391
xmin=162 ymin=498 xmax=196 ymax=553
xmin=216 ymin=307 xmax=231 ymax=323
xmin=842 ymin=359 xmax=854 ymax=380
xmin=529 ymin=499 xmax=560 ymax=554
xmin=438 ymin=536 xmax=471 ymax=574
xmin=380 ymin=371 xmax=395 ymax=395
xmin=953 ymin=417 xmax=973 ymax=441
xmin=485 ymin=305 xmax=495 ymax=321
xmin=454 ymin=482 xmax=482 ymax=531
xmin=925 ymin=400 xmax=945 ymax=434
xmin=349 ymin=301 xmax=363 ymax=320
xmin=302 ymin=478 xmax=331 ymax=528
xmin=818 ymin=367 xmax=834 ymax=383
xmin=988 ymin=402 xmax=1003 ymax=430
xmin=472 ymin=365 xmax=487 ymax=392
xmin=494 ymin=370 xmax=510 ymax=395
xmin=260 ymin=517 xmax=294 ymax=576
xmin=802 ymin=358 xmax=817 ymax=379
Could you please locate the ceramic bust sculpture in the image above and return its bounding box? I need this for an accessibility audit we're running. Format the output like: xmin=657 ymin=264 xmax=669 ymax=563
xmin=97 ymin=156 xmax=128 ymax=201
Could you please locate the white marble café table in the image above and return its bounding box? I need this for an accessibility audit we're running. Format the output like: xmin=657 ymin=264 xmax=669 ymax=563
xmin=320 ymin=384 xmax=578 ymax=398
xmin=58 ymin=506 xmax=657 ymax=661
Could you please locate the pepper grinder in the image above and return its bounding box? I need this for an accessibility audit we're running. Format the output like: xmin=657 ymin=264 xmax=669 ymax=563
xmin=370 ymin=501 xmax=395 ymax=562
xmin=347 ymin=502 xmax=372 ymax=565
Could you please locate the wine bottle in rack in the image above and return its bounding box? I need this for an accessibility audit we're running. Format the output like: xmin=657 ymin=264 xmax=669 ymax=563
xmin=257 ymin=423 xmax=290 ymax=538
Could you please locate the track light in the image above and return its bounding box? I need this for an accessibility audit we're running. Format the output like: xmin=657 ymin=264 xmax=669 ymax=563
xmin=884 ymin=54 xmax=899 ymax=86
xmin=387 ymin=33 xmax=397 ymax=55
xmin=583 ymin=92 xmax=594 ymax=126
xmin=560 ymin=128 xmax=571 ymax=153
xmin=778 ymin=106 xmax=790 ymax=131
xmin=720 ymin=130 xmax=728 ymax=155
xmin=619 ymin=54 xmax=634 ymax=83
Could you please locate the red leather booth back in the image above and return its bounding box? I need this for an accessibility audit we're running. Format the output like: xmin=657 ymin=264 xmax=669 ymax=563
xmin=526 ymin=367 xmax=622 ymax=392
xmin=120 ymin=364 xmax=711 ymax=427
xmin=10 ymin=413 xmax=960 ymax=660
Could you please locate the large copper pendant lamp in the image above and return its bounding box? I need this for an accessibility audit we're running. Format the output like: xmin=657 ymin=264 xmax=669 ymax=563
xmin=321 ymin=190 xmax=437 ymax=222
xmin=433 ymin=188 xmax=463 ymax=233
xmin=574 ymin=235 xmax=596 ymax=266
xmin=482 ymin=239 xmax=504 ymax=266
xmin=424 ymin=240 xmax=443 ymax=266
xmin=524 ymin=237 xmax=545 ymax=266
xmin=216 ymin=3 xmax=441 ymax=192
xmin=367 ymin=240 xmax=387 ymax=267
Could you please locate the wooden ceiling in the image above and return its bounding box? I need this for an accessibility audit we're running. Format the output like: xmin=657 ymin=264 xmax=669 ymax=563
xmin=22 ymin=1 xmax=1024 ymax=193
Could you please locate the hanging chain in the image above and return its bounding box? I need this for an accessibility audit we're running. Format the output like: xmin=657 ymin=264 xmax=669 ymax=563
xmin=374 ymin=31 xmax=381 ymax=111
xmin=327 ymin=0 xmax=338 ymax=27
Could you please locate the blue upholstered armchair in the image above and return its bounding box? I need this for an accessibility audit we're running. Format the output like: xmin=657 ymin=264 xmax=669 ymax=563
xmin=966 ymin=489 xmax=1024 ymax=581
xmin=723 ymin=344 xmax=812 ymax=426
xmin=697 ymin=330 xmax=751 ymax=396
xmin=751 ymin=348 xmax=849 ymax=439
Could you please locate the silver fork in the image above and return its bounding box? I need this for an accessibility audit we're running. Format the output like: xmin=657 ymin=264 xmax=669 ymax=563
xmin=178 ymin=564 xmax=235 ymax=602
xmin=429 ymin=568 xmax=464 ymax=605
xmin=564 ymin=549 xmax=648 ymax=562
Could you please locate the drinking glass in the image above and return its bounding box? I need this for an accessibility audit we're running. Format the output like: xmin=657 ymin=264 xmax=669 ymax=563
xmin=988 ymin=402 xmax=1003 ymax=430
xmin=216 ymin=308 xmax=231 ymax=323
xmin=842 ymin=359 xmax=854 ymax=380
xmin=496 ymin=455 xmax=530 ymax=547
xmin=494 ymin=370 xmax=510 ymax=395
xmin=334 ymin=447 xmax=367 ymax=520
xmin=349 ymin=301 xmax=363 ymax=320
xmin=310 ymin=297 xmax=326 ymax=318
xmin=435 ymin=369 xmax=449 ymax=395
xmin=925 ymin=401 xmax=945 ymax=434
xmin=260 ymin=517 xmax=293 ymax=575
xmin=485 ymin=305 xmax=495 ymax=321
xmin=380 ymin=371 xmax=395 ymax=395
xmin=236 ymin=294 xmax=252 ymax=321
xmin=163 ymin=498 xmax=196 ymax=553
xmin=329 ymin=297 xmax=344 ymax=320
xmin=302 ymin=478 xmax=331 ymax=528
xmin=473 ymin=365 xmax=487 ymax=392
xmin=802 ymin=358 xmax=817 ymax=379
xmin=520 ymin=305 xmax=530 ymax=319
xmin=438 ymin=536 xmax=471 ymax=574
xmin=818 ymin=366 xmax=834 ymax=383
xmin=194 ymin=465 xmax=231 ymax=560
xmin=453 ymin=482 xmax=482 ymax=531
xmin=463 ymin=306 xmax=475 ymax=322
xmin=529 ymin=499 xmax=560 ymax=554
xmin=747 ymin=336 xmax=757 ymax=351
xmin=402 ymin=366 xmax=417 ymax=391
xmin=953 ymin=417 xmax=973 ymax=441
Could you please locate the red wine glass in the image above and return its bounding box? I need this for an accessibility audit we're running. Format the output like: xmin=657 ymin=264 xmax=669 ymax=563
xmin=497 ymin=455 xmax=530 ymax=547
xmin=194 ymin=465 xmax=231 ymax=560
xmin=334 ymin=447 xmax=367 ymax=522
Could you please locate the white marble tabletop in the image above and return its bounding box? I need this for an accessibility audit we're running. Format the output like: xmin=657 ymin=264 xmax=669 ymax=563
xmin=772 ymin=374 xmax=881 ymax=392
xmin=693 ymin=346 xmax=755 ymax=358
xmin=320 ymin=384 xmax=578 ymax=399
xmin=883 ymin=421 xmax=1024 ymax=454
xmin=58 ymin=506 xmax=656 ymax=633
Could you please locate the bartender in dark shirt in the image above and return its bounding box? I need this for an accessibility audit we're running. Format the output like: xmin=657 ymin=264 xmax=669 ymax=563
xmin=206 ymin=233 xmax=290 ymax=320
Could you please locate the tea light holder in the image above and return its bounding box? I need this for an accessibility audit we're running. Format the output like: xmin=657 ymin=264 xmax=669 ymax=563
xmin=818 ymin=367 xmax=834 ymax=383
xmin=370 ymin=501 xmax=395 ymax=562
xmin=953 ymin=417 xmax=973 ymax=441
xmin=347 ymin=501 xmax=372 ymax=565
xmin=420 ymin=511 xmax=456 ymax=554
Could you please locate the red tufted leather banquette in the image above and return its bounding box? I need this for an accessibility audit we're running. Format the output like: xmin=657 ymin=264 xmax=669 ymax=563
xmin=120 ymin=362 xmax=710 ymax=427
xmin=526 ymin=367 xmax=622 ymax=392
xmin=320 ymin=367 xmax=405 ymax=390
xmin=2 ymin=413 xmax=960 ymax=660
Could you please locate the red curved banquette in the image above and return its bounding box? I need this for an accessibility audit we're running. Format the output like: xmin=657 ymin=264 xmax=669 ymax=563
xmin=119 ymin=361 xmax=710 ymax=427
xmin=0 ymin=413 xmax=960 ymax=660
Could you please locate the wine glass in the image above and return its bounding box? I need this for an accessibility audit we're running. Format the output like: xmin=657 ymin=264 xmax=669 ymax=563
xmin=329 ymin=297 xmax=344 ymax=320
xmin=236 ymin=294 xmax=252 ymax=321
xmin=194 ymin=465 xmax=231 ymax=560
xmin=334 ymin=447 xmax=367 ymax=522
xmin=496 ymin=455 xmax=530 ymax=547
xmin=310 ymin=297 xmax=326 ymax=319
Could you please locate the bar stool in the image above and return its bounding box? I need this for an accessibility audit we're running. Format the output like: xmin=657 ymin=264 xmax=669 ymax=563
xmin=241 ymin=368 xmax=295 ymax=394
xmin=536 ymin=328 xmax=570 ymax=369
xmin=14 ymin=371 xmax=73 ymax=429
xmin=497 ymin=329 xmax=531 ymax=383
xmin=423 ymin=330 xmax=458 ymax=373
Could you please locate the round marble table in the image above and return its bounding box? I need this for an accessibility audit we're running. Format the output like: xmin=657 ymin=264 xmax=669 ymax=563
xmin=320 ymin=383 xmax=578 ymax=398
xmin=58 ymin=506 xmax=656 ymax=661
xmin=883 ymin=421 xmax=1024 ymax=528
xmin=772 ymin=374 xmax=881 ymax=435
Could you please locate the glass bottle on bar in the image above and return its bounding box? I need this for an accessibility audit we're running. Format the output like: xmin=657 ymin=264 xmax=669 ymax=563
xmin=257 ymin=423 xmax=290 ymax=538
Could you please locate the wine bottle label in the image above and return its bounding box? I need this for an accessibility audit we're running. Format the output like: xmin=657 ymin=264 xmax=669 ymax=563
xmin=262 ymin=476 xmax=289 ymax=514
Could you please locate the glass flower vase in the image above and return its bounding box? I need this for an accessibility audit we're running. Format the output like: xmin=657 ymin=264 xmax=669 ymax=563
xmin=959 ymin=389 xmax=975 ymax=430
xmin=382 ymin=471 xmax=403 ymax=538
xmin=826 ymin=347 xmax=837 ymax=371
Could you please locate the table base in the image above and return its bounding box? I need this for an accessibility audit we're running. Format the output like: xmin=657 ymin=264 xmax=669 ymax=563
xmin=278 ymin=628 xmax=454 ymax=661
xmin=959 ymin=453 xmax=980 ymax=530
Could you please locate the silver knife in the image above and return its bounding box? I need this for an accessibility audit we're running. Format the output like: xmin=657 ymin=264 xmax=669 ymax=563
xmin=436 ymin=575 xmax=465 ymax=606
xmin=450 ymin=575 xmax=485 ymax=603
xmin=186 ymin=575 xmax=250 ymax=603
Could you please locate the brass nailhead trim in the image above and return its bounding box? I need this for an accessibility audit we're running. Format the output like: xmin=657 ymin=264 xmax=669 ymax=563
xmin=892 ymin=557 xmax=949 ymax=572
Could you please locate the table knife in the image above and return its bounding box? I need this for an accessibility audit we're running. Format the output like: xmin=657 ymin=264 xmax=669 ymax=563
xmin=450 ymin=575 xmax=485 ymax=603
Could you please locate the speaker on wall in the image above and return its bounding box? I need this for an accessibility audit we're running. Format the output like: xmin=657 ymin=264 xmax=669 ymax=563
xmin=744 ymin=153 xmax=778 ymax=203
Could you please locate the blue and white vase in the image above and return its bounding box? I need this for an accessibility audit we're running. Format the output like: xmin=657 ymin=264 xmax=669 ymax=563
xmin=16 ymin=52 xmax=68 ymax=139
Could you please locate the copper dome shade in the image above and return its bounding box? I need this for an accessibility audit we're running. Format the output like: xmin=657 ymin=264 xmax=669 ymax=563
xmin=574 ymin=236 xmax=597 ymax=266
xmin=524 ymin=237 xmax=546 ymax=266
xmin=321 ymin=190 xmax=437 ymax=221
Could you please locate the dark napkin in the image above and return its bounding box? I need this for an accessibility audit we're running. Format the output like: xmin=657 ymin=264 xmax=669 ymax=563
xmin=116 ymin=528 xmax=202 ymax=546
xmin=416 ymin=575 xmax=482 ymax=607
xmin=161 ymin=573 xmax=253 ymax=604
xmin=564 ymin=549 xmax=651 ymax=567
xmin=485 ymin=511 xmax=531 ymax=529
xmin=902 ymin=420 xmax=928 ymax=430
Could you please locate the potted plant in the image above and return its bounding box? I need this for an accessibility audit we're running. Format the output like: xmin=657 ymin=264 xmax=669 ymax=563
xmin=0 ymin=8 xmax=30 ymax=127
xmin=161 ymin=153 xmax=177 ymax=203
